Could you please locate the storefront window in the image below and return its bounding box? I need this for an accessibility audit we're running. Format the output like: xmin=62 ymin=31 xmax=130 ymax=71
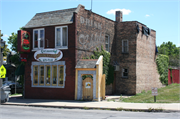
xmin=33 ymin=66 xmax=38 ymax=85
xmin=39 ymin=66 xmax=44 ymax=85
xmin=52 ymin=65 xmax=57 ymax=86
xmin=46 ymin=65 xmax=51 ymax=86
xmin=58 ymin=65 xmax=64 ymax=86
xmin=32 ymin=62 xmax=66 ymax=88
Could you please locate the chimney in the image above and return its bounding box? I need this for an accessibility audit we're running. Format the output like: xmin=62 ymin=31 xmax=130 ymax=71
xmin=116 ymin=11 xmax=123 ymax=22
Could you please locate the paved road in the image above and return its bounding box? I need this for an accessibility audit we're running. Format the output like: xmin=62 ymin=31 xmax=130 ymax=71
xmin=0 ymin=105 xmax=180 ymax=119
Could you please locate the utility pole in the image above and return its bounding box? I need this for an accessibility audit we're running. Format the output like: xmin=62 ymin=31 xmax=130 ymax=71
xmin=0 ymin=30 xmax=2 ymax=105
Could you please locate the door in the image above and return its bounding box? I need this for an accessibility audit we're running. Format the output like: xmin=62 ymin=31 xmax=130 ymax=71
xmin=82 ymin=77 xmax=93 ymax=101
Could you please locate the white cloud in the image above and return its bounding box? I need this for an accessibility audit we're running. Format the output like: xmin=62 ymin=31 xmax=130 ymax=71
xmin=145 ymin=14 xmax=150 ymax=17
xmin=107 ymin=8 xmax=131 ymax=15
xmin=3 ymin=34 xmax=9 ymax=38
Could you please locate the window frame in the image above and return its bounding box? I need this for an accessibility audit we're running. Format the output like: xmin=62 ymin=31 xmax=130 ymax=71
xmin=55 ymin=26 xmax=68 ymax=49
xmin=122 ymin=40 xmax=129 ymax=53
xmin=105 ymin=34 xmax=110 ymax=52
xmin=33 ymin=28 xmax=45 ymax=51
xmin=31 ymin=61 xmax=66 ymax=88
xmin=122 ymin=68 xmax=128 ymax=78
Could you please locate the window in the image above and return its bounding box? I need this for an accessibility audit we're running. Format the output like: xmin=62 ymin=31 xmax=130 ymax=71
xmin=33 ymin=28 xmax=44 ymax=50
xmin=122 ymin=69 xmax=128 ymax=78
xmin=105 ymin=34 xmax=109 ymax=52
xmin=55 ymin=26 xmax=68 ymax=49
xmin=122 ymin=40 xmax=128 ymax=53
xmin=31 ymin=61 xmax=66 ymax=88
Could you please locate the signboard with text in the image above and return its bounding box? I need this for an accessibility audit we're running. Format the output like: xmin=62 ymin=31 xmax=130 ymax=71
xmin=34 ymin=49 xmax=63 ymax=62
xmin=152 ymin=87 xmax=158 ymax=96
xmin=18 ymin=30 xmax=31 ymax=52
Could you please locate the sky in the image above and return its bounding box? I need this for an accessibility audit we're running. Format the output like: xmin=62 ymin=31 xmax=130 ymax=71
xmin=0 ymin=0 xmax=179 ymax=50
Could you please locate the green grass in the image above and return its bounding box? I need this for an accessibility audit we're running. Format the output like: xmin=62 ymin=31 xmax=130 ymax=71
xmin=122 ymin=84 xmax=180 ymax=103
xmin=10 ymin=93 xmax=22 ymax=96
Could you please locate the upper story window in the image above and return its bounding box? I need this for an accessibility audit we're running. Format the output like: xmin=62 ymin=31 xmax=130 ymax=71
xmin=122 ymin=40 xmax=128 ymax=53
xmin=55 ymin=26 xmax=68 ymax=49
xmin=105 ymin=34 xmax=109 ymax=52
xmin=33 ymin=28 xmax=44 ymax=50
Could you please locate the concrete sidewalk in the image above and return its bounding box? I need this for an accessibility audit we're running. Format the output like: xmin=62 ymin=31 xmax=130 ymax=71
xmin=1 ymin=95 xmax=180 ymax=112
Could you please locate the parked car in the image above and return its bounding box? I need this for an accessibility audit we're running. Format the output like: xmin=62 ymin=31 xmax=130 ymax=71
xmin=3 ymin=81 xmax=22 ymax=94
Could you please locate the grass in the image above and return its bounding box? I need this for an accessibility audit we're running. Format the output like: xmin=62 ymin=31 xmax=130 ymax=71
xmin=122 ymin=83 xmax=180 ymax=103
xmin=10 ymin=93 xmax=22 ymax=96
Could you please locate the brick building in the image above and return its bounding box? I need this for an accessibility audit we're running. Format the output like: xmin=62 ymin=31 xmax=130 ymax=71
xmin=20 ymin=4 xmax=162 ymax=100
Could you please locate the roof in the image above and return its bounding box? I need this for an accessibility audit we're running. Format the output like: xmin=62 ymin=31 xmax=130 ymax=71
xmin=75 ymin=59 xmax=98 ymax=69
xmin=23 ymin=4 xmax=83 ymax=28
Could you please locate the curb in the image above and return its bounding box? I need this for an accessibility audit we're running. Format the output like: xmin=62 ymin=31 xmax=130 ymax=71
xmin=1 ymin=103 xmax=180 ymax=113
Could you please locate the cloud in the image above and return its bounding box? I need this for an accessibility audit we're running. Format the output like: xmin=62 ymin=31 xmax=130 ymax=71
xmin=145 ymin=14 xmax=150 ymax=17
xmin=3 ymin=34 xmax=9 ymax=38
xmin=107 ymin=8 xmax=131 ymax=15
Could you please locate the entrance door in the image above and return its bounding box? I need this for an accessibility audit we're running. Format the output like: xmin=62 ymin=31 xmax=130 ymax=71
xmin=82 ymin=77 xmax=93 ymax=101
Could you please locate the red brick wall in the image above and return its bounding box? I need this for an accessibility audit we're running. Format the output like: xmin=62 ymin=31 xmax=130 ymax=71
xmin=24 ymin=22 xmax=76 ymax=100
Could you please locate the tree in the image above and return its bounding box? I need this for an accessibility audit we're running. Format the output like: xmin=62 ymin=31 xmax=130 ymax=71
xmin=7 ymin=32 xmax=18 ymax=52
xmin=158 ymin=41 xmax=179 ymax=67
xmin=1 ymin=33 xmax=10 ymax=56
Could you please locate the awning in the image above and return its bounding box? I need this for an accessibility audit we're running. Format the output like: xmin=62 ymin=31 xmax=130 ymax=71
xmin=15 ymin=63 xmax=25 ymax=76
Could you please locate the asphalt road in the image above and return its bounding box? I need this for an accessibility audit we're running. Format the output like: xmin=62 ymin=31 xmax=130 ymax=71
xmin=0 ymin=105 xmax=180 ymax=119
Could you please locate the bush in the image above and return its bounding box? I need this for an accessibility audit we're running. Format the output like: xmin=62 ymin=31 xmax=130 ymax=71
xmin=156 ymin=54 xmax=169 ymax=85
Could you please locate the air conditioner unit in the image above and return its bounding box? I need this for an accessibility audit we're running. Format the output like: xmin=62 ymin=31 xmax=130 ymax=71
xmin=114 ymin=65 xmax=119 ymax=71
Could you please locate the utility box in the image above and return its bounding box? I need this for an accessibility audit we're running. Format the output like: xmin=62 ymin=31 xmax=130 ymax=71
xmin=1 ymin=86 xmax=11 ymax=103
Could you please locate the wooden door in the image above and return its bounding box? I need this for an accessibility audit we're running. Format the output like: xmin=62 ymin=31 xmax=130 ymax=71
xmin=82 ymin=77 xmax=93 ymax=101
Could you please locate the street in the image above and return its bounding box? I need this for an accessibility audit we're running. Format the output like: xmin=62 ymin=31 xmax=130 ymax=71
xmin=0 ymin=105 xmax=179 ymax=119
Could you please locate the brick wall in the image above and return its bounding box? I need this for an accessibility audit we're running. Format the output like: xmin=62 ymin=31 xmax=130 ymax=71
xmin=136 ymin=22 xmax=162 ymax=93
xmin=76 ymin=6 xmax=115 ymax=61
xmin=111 ymin=21 xmax=137 ymax=95
xmin=24 ymin=23 xmax=76 ymax=100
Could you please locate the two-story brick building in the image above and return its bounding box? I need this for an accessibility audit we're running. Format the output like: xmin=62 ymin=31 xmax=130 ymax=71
xmin=20 ymin=4 xmax=162 ymax=100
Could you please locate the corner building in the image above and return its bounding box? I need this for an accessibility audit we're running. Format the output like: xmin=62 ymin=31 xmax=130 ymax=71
xmin=22 ymin=4 xmax=162 ymax=100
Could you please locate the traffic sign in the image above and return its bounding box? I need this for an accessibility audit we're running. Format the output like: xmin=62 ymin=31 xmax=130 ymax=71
xmin=152 ymin=87 xmax=158 ymax=96
xmin=0 ymin=65 xmax=6 ymax=78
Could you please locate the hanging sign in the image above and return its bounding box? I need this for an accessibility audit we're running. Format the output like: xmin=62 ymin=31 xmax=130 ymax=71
xmin=0 ymin=65 xmax=6 ymax=78
xmin=85 ymin=82 xmax=91 ymax=88
xmin=18 ymin=30 xmax=31 ymax=52
xmin=34 ymin=49 xmax=63 ymax=62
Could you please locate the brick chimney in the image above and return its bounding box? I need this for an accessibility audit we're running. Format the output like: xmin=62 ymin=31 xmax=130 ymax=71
xmin=116 ymin=11 xmax=123 ymax=22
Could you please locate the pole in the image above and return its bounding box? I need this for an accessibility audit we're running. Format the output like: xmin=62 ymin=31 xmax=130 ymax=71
xmin=154 ymin=96 xmax=156 ymax=102
xmin=0 ymin=30 xmax=2 ymax=105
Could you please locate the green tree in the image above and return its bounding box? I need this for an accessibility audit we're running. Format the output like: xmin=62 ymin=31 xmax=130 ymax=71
xmin=158 ymin=41 xmax=179 ymax=67
xmin=1 ymin=33 xmax=10 ymax=56
xmin=8 ymin=32 xmax=18 ymax=52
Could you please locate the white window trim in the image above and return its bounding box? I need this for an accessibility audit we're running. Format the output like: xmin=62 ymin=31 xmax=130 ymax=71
xmin=105 ymin=34 xmax=110 ymax=52
xmin=55 ymin=26 xmax=68 ymax=49
xmin=33 ymin=28 xmax=45 ymax=51
xmin=31 ymin=61 xmax=66 ymax=88
xmin=122 ymin=39 xmax=129 ymax=53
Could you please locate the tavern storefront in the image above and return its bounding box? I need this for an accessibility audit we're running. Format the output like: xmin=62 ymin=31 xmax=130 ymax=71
xmin=18 ymin=4 xmax=162 ymax=100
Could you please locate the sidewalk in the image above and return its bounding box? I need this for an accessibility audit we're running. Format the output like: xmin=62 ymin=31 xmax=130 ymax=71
xmin=2 ymin=95 xmax=180 ymax=112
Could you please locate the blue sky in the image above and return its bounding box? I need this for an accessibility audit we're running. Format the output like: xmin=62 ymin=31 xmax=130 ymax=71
xmin=0 ymin=0 xmax=179 ymax=50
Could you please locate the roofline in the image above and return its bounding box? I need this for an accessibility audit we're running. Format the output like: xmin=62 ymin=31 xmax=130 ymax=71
xmin=23 ymin=22 xmax=73 ymax=28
